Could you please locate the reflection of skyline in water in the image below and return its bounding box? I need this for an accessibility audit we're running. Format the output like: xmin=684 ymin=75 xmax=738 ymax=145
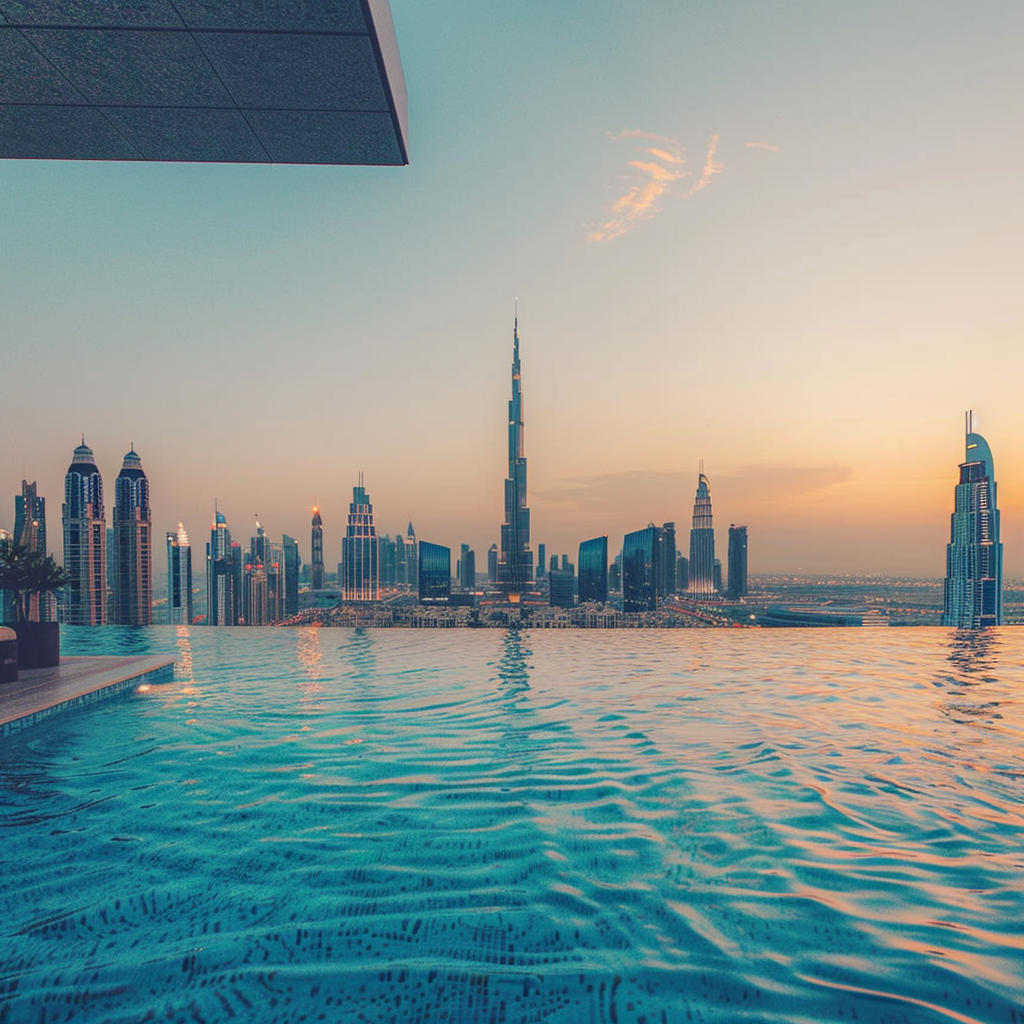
xmin=174 ymin=624 xmax=193 ymax=683
xmin=295 ymin=625 xmax=325 ymax=710
xmin=941 ymin=629 xmax=1006 ymax=728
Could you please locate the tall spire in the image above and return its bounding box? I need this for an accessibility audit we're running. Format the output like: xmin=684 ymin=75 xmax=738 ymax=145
xmin=497 ymin=306 xmax=533 ymax=594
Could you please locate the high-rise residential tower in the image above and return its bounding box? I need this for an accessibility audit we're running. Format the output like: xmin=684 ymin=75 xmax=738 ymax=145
xmin=167 ymin=524 xmax=193 ymax=625
xmin=112 ymin=446 xmax=152 ymax=625
xmin=622 ymin=526 xmax=658 ymax=613
xmin=727 ymin=525 xmax=748 ymax=599
xmin=282 ymin=535 xmax=299 ymax=617
xmin=14 ymin=480 xmax=53 ymax=621
xmin=578 ymin=535 xmax=608 ymax=605
xmin=62 ymin=439 xmax=106 ymax=625
xmin=688 ymin=467 xmax=716 ymax=598
xmin=342 ymin=475 xmax=379 ymax=601
xmin=943 ymin=413 xmax=1003 ymax=628
xmin=310 ymin=506 xmax=325 ymax=589
xmin=206 ymin=505 xmax=237 ymax=626
xmin=497 ymin=314 xmax=534 ymax=594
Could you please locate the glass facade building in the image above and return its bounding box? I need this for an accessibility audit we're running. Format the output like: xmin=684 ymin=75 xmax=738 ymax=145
xmin=622 ymin=526 xmax=658 ymax=613
xmin=206 ymin=507 xmax=237 ymax=626
xmin=943 ymin=415 xmax=1003 ymax=628
xmin=549 ymin=568 xmax=575 ymax=609
xmin=62 ymin=441 xmax=106 ymax=626
xmin=112 ymin=447 xmax=152 ymax=625
xmin=342 ymin=476 xmax=379 ymax=601
xmin=497 ymin=315 xmax=534 ymax=593
xmin=418 ymin=541 xmax=451 ymax=602
xmin=167 ymin=524 xmax=193 ymax=626
xmin=727 ymin=525 xmax=748 ymax=598
xmin=688 ymin=471 xmax=716 ymax=598
xmin=310 ymin=507 xmax=325 ymax=589
xmin=577 ymin=535 xmax=608 ymax=605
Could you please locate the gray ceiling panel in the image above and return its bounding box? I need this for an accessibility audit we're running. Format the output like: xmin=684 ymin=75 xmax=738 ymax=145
xmin=0 ymin=27 xmax=82 ymax=102
xmin=199 ymin=33 xmax=386 ymax=111
xmin=25 ymin=29 xmax=233 ymax=107
xmin=172 ymin=0 xmax=366 ymax=33
xmin=0 ymin=1 xmax=184 ymax=28
xmin=0 ymin=103 xmax=139 ymax=159
xmin=248 ymin=110 xmax=401 ymax=165
xmin=104 ymin=106 xmax=270 ymax=162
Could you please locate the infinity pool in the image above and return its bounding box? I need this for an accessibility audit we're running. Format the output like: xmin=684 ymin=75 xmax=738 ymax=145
xmin=2 ymin=626 xmax=1022 ymax=1023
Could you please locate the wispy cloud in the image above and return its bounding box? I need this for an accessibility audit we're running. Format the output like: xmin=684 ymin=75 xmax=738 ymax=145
xmin=686 ymin=134 xmax=723 ymax=196
xmin=588 ymin=130 xmax=725 ymax=243
xmin=745 ymin=141 xmax=779 ymax=152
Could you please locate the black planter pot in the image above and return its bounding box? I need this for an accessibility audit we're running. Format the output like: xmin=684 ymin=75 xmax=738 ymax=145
xmin=13 ymin=622 xmax=60 ymax=669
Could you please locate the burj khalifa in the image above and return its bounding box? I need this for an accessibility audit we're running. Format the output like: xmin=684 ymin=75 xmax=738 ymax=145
xmin=497 ymin=314 xmax=534 ymax=594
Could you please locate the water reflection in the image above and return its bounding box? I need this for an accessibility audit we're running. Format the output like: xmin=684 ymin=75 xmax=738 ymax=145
xmin=940 ymin=629 xmax=1005 ymax=727
xmin=174 ymin=624 xmax=194 ymax=683
xmin=496 ymin=627 xmax=531 ymax=706
xmin=296 ymin=625 xmax=325 ymax=711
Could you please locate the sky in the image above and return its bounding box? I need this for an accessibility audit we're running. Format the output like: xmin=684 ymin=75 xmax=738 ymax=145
xmin=2 ymin=1 xmax=1024 ymax=577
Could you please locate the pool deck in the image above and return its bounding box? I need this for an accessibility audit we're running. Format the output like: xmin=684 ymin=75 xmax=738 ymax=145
xmin=0 ymin=655 xmax=176 ymax=737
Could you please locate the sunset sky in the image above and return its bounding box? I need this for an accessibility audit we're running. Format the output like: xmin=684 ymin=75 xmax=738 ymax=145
xmin=2 ymin=1 xmax=1023 ymax=576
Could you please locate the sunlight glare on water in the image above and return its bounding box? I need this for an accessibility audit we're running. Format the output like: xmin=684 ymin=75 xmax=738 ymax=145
xmin=2 ymin=626 xmax=1023 ymax=1023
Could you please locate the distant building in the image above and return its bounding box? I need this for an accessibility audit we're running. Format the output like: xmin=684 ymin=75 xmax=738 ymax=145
xmin=609 ymin=553 xmax=622 ymax=594
xmin=549 ymin=566 xmax=575 ymax=608
xmin=459 ymin=545 xmax=476 ymax=590
xmin=713 ymin=558 xmax=722 ymax=595
xmin=622 ymin=525 xmax=658 ymax=613
xmin=112 ymin=447 xmax=152 ymax=625
xmin=206 ymin=506 xmax=237 ymax=626
xmin=342 ymin=475 xmax=379 ymax=601
xmin=14 ymin=480 xmax=53 ymax=620
xmin=688 ymin=469 xmax=716 ymax=598
xmin=167 ymin=524 xmax=193 ymax=625
xmin=488 ymin=543 xmax=498 ymax=583
xmin=537 ymin=543 xmax=546 ymax=580
xmin=943 ymin=413 xmax=1003 ymax=628
xmin=657 ymin=522 xmax=676 ymax=597
xmin=396 ymin=523 xmax=417 ymax=588
xmin=578 ymin=536 xmax=608 ymax=604
xmin=310 ymin=506 xmax=325 ymax=589
xmin=418 ymin=541 xmax=451 ymax=602
xmin=677 ymin=554 xmax=688 ymax=592
xmin=727 ymin=525 xmax=748 ymax=598
xmin=62 ymin=440 xmax=106 ymax=625
xmin=282 ymin=535 xmax=299 ymax=617
xmin=497 ymin=314 xmax=534 ymax=593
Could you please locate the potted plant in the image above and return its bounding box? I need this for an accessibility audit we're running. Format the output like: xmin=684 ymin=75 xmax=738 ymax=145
xmin=0 ymin=544 xmax=67 ymax=669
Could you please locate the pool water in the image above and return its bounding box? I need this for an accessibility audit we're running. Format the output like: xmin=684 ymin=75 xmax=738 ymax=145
xmin=2 ymin=626 xmax=1023 ymax=1023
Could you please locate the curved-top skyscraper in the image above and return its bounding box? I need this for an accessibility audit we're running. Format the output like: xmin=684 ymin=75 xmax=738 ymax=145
xmin=113 ymin=446 xmax=152 ymax=625
xmin=943 ymin=412 xmax=1003 ymax=628
xmin=310 ymin=506 xmax=325 ymax=589
xmin=62 ymin=439 xmax=106 ymax=625
xmin=497 ymin=313 xmax=534 ymax=595
xmin=688 ymin=467 xmax=716 ymax=598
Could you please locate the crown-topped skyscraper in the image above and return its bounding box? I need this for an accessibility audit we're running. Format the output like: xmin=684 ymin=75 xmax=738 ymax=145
xmin=943 ymin=412 xmax=1003 ymax=628
xmin=497 ymin=311 xmax=534 ymax=595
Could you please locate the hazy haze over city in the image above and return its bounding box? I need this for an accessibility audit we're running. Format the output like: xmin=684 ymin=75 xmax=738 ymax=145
xmin=2 ymin=1 xmax=1023 ymax=575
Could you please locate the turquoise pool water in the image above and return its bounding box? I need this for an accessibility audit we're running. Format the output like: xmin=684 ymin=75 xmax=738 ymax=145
xmin=2 ymin=626 xmax=1023 ymax=1023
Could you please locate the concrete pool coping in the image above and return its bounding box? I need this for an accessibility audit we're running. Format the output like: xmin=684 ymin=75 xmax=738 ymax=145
xmin=0 ymin=656 xmax=176 ymax=737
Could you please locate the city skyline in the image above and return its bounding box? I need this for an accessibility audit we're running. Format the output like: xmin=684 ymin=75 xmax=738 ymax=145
xmin=3 ymin=2 xmax=1024 ymax=575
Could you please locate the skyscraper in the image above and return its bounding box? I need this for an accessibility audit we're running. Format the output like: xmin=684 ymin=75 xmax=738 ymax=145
xmin=396 ymin=523 xmax=417 ymax=589
xmin=548 ymin=562 xmax=575 ymax=608
xmin=14 ymin=480 xmax=46 ymax=555
xmin=62 ymin=440 xmax=106 ymax=625
xmin=310 ymin=506 xmax=325 ymax=589
xmin=14 ymin=480 xmax=52 ymax=621
xmin=459 ymin=544 xmax=476 ymax=590
xmin=167 ymin=524 xmax=193 ymax=625
xmin=487 ymin=543 xmax=498 ymax=583
xmin=112 ymin=446 xmax=152 ymax=625
xmin=206 ymin=505 xmax=237 ymax=626
xmin=727 ymin=525 xmax=748 ymax=599
xmin=418 ymin=541 xmax=451 ymax=602
xmin=657 ymin=522 xmax=677 ymax=597
xmin=578 ymin=535 xmax=608 ymax=605
xmin=342 ymin=475 xmax=379 ymax=601
xmin=688 ymin=468 xmax=716 ymax=598
xmin=282 ymin=534 xmax=299 ymax=617
xmin=497 ymin=313 xmax=534 ymax=594
xmin=943 ymin=413 xmax=1003 ymax=628
xmin=622 ymin=525 xmax=658 ymax=613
